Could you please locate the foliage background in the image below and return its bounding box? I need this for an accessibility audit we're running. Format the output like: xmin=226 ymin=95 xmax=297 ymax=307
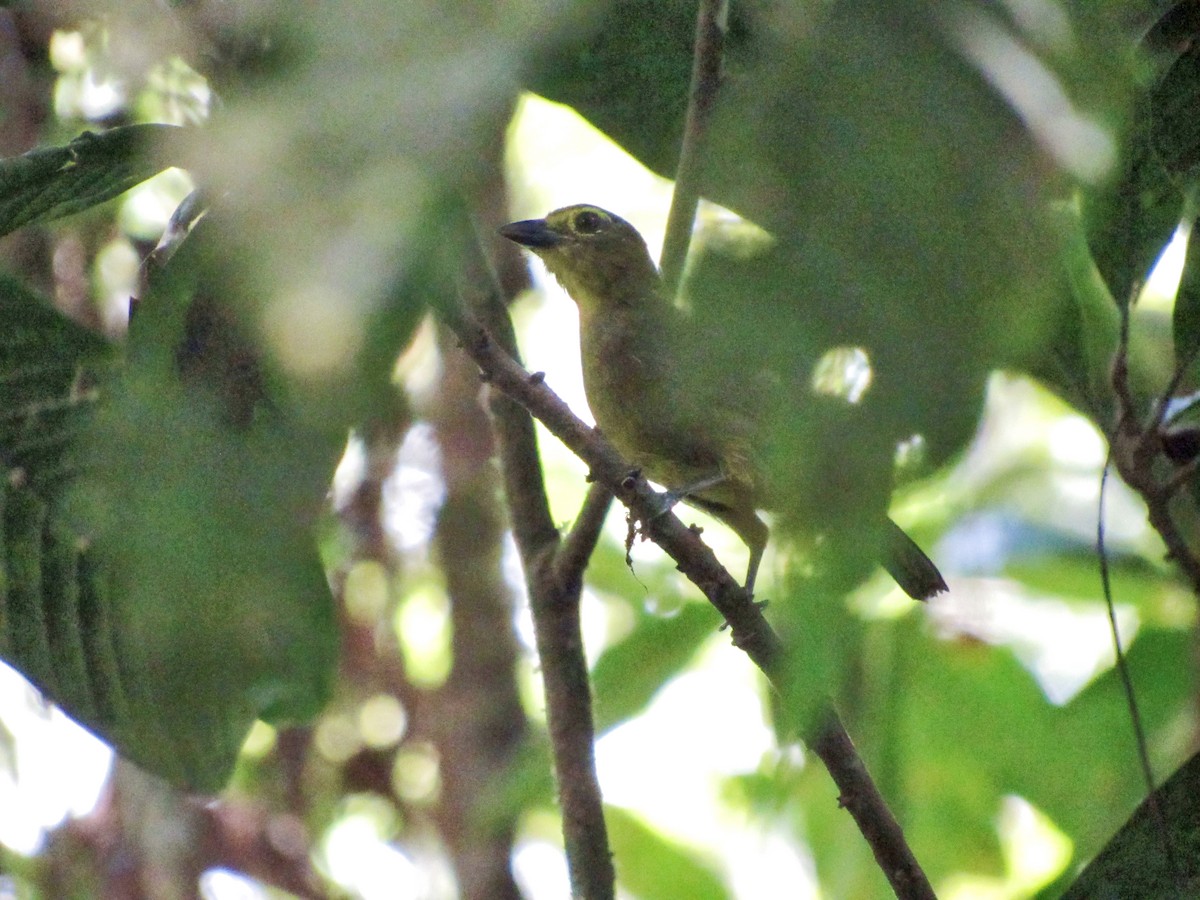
xmin=0 ymin=0 xmax=1196 ymax=897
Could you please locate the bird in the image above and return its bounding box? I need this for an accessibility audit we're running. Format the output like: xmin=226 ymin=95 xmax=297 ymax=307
xmin=500 ymin=203 xmax=947 ymax=601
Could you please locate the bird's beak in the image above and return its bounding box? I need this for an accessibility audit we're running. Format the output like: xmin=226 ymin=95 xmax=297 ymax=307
xmin=499 ymin=218 xmax=564 ymax=249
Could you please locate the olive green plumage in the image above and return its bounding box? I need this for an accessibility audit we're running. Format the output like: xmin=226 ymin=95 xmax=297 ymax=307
xmin=501 ymin=204 xmax=946 ymax=601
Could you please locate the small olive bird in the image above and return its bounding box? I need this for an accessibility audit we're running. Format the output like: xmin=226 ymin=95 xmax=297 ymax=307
xmin=500 ymin=204 xmax=947 ymax=601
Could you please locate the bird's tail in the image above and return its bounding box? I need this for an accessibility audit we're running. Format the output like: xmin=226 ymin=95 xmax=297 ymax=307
xmin=882 ymin=518 xmax=948 ymax=601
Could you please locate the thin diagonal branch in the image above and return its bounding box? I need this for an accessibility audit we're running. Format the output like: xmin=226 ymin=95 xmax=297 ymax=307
xmin=811 ymin=715 xmax=936 ymax=900
xmin=1098 ymin=459 xmax=1176 ymax=877
xmin=1162 ymin=453 xmax=1200 ymax=498
xmin=660 ymin=0 xmax=727 ymax=296
xmin=443 ymin=306 xmax=936 ymax=899
xmin=444 ymin=308 xmax=779 ymax=670
xmin=555 ymin=481 xmax=614 ymax=590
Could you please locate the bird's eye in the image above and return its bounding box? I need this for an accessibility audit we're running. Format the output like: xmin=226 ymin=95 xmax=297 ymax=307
xmin=573 ymin=210 xmax=604 ymax=234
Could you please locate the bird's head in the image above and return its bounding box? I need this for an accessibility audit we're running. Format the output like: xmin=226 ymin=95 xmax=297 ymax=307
xmin=500 ymin=205 xmax=661 ymax=314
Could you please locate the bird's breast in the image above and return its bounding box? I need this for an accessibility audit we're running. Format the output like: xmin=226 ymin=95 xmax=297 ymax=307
xmin=580 ymin=322 xmax=657 ymax=462
xmin=578 ymin=310 xmax=725 ymax=491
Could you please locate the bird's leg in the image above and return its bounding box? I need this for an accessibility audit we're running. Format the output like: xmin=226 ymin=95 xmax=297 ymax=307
xmin=655 ymin=471 xmax=728 ymax=513
xmin=647 ymin=472 xmax=770 ymax=599
xmin=730 ymin=512 xmax=768 ymax=599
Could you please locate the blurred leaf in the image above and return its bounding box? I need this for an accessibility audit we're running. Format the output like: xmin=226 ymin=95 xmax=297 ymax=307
xmin=1062 ymin=749 xmax=1200 ymax=898
xmin=896 ymin=623 xmax=1192 ymax=879
xmin=2 ymin=212 xmax=342 ymax=791
xmin=0 ymin=273 xmax=113 ymax=496
xmin=606 ymin=805 xmax=727 ymax=900
xmin=707 ymin=1 xmax=1082 ymax=455
xmin=0 ymin=275 xmax=120 ymax=731
xmin=1151 ymin=41 xmax=1200 ymax=182
xmin=1051 ymin=628 xmax=1195 ymax=855
xmin=1174 ymin=204 xmax=1200 ymax=370
xmin=0 ymin=124 xmax=185 ymax=238
xmin=940 ymin=508 xmax=1173 ymax=607
xmin=181 ymin=3 xmax=534 ymax=428
xmin=591 ymin=601 xmax=717 ymax=734
xmin=797 ymin=746 xmax=928 ymax=900
xmin=1162 ymin=38 xmax=1200 ymax=370
xmin=70 ymin=215 xmax=339 ymax=789
xmin=897 ymin=648 xmax=1013 ymax=880
xmin=493 ymin=733 xmax=557 ymax=814
xmin=1144 ymin=1 xmax=1200 ymax=56
xmin=1084 ymin=122 xmax=1178 ymax=315
xmin=1050 ymin=197 xmax=1122 ymax=407
xmin=539 ymin=0 xmax=1134 ymax=486
xmin=529 ymin=0 xmax=697 ymax=176
xmin=1006 ymin=551 xmax=1171 ymax=609
xmin=1085 ymin=15 xmax=1182 ymax=312
xmin=772 ymin=574 xmax=865 ymax=741
xmin=541 ymin=0 xmax=1127 ymax=572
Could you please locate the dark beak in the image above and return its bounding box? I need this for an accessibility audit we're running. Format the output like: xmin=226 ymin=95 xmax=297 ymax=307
xmin=499 ymin=218 xmax=564 ymax=249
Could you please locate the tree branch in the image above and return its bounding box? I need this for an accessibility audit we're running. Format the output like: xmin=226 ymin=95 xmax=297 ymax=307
xmin=444 ymin=307 xmax=779 ymax=670
xmin=555 ymin=481 xmax=614 ymax=590
xmin=811 ymin=715 xmax=937 ymax=900
xmin=659 ymin=0 xmax=726 ymax=296
xmin=1109 ymin=296 xmax=1200 ymax=595
xmin=443 ymin=305 xmax=936 ymax=898
xmin=457 ymin=230 xmax=615 ymax=900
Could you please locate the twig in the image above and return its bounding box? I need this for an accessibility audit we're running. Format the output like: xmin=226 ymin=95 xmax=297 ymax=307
xmin=443 ymin=307 xmax=936 ymax=897
xmin=458 ymin=225 xmax=615 ymax=900
xmin=1161 ymin=454 xmax=1200 ymax=498
xmin=555 ymin=481 xmax=614 ymax=590
xmin=1109 ymin=296 xmax=1200 ymax=594
xmin=1098 ymin=459 xmax=1178 ymax=879
xmin=811 ymin=715 xmax=937 ymax=900
xmin=1100 ymin=286 xmax=1200 ymax=886
xmin=659 ymin=0 xmax=727 ymax=296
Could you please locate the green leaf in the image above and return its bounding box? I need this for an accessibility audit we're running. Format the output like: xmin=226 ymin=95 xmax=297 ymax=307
xmin=537 ymin=1 xmax=1137 ymax=479
xmin=1151 ymin=41 xmax=1200 ymax=183
xmin=1006 ymin=550 xmax=1171 ymax=610
xmin=772 ymin=573 xmax=864 ymax=741
xmin=1 ymin=213 xmax=339 ymax=790
xmin=1050 ymin=629 xmax=1195 ymax=856
xmin=1085 ymin=29 xmax=1184 ymax=312
xmin=529 ymin=0 xmax=696 ymax=177
xmin=2 ymin=485 xmax=56 ymax=694
xmin=0 ymin=124 xmax=185 ymax=238
xmin=1174 ymin=203 xmax=1200 ymax=370
xmin=69 ymin=374 xmax=337 ymax=789
xmin=0 ymin=273 xmax=115 ymax=716
xmin=1050 ymin=197 xmax=1122 ymax=403
xmin=895 ymin=624 xmax=1193 ymax=879
xmin=61 ymin=216 xmax=340 ymax=789
xmin=1061 ymin=750 xmax=1200 ymax=898
xmin=606 ymin=805 xmax=727 ymax=900
xmin=0 ymin=273 xmax=112 ymax=496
